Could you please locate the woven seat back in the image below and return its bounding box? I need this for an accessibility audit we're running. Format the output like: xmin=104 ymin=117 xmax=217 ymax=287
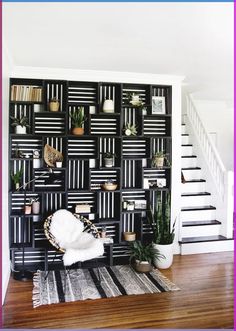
xmin=44 ymin=213 xmax=100 ymax=253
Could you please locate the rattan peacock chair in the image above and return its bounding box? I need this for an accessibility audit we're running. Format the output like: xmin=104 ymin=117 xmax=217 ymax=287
xmin=43 ymin=213 xmax=102 ymax=282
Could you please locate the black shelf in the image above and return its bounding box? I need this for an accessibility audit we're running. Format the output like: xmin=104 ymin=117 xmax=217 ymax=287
xmin=9 ymin=77 xmax=172 ymax=270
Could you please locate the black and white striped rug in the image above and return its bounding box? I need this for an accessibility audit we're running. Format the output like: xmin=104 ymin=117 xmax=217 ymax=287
xmin=33 ymin=265 xmax=180 ymax=307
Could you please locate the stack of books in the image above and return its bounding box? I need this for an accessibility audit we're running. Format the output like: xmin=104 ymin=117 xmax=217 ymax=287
xmin=11 ymin=85 xmax=43 ymax=102
xmin=75 ymin=204 xmax=91 ymax=214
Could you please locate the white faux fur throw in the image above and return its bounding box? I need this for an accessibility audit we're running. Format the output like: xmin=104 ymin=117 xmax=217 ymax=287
xmin=50 ymin=209 xmax=104 ymax=266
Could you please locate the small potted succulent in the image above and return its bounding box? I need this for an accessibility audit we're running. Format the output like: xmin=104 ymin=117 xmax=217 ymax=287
xmin=152 ymin=151 xmax=170 ymax=168
xmin=11 ymin=168 xmax=23 ymax=190
xmin=103 ymin=152 xmax=116 ymax=168
xmin=10 ymin=116 xmax=30 ymax=134
xmin=49 ymin=97 xmax=60 ymax=112
xmin=129 ymin=240 xmax=163 ymax=273
xmin=124 ymin=123 xmax=137 ymax=136
xmin=69 ymin=107 xmax=87 ymax=135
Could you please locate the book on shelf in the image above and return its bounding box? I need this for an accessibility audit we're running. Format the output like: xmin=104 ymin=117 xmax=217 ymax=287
xmin=11 ymin=85 xmax=43 ymax=102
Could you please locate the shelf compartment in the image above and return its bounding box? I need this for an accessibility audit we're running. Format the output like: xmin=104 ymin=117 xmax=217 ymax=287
xmin=122 ymin=83 xmax=150 ymax=105
xmin=33 ymin=169 xmax=65 ymax=192
xmin=10 ymin=216 xmax=33 ymax=248
xmin=143 ymin=115 xmax=171 ymax=136
xmin=43 ymin=192 xmax=66 ymax=215
xmin=122 ymin=107 xmax=143 ymax=136
xmin=34 ymin=113 xmax=66 ymax=135
xmin=122 ymin=137 xmax=151 ymax=159
xmin=10 ymin=159 xmax=34 ymax=191
xmin=122 ymin=190 xmax=149 ymax=211
xmin=121 ymin=213 xmax=142 ymax=242
xmin=99 ymin=83 xmax=122 ymax=113
xmin=90 ymin=169 xmax=120 ymax=191
xmin=45 ymin=80 xmax=67 ymax=112
xmin=90 ymin=114 xmax=120 ymax=136
xmin=151 ymin=85 xmax=172 ymax=115
xmin=10 ymin=136 xmax=43 ymax=159
xmin=67 ymin=191 xmax=97 ymax=214
xmin=68 ymin=105 xmax=90 ymax=135
xmin=9 ymin=103 xmax=34 ymax=134
xmin=94 ymin=221 xmax=119 ymax=244
xmin=68 ymin=160 xmax=89 ymax=190
xmin=10 ymin=78 xmax=43 ymax=103
xmin=143 ymin=168 xmax=170 ymax=190
xmin=68 ymin=136 xmax=98 ymax=159
xmin=122 ymin=160 xmax=143 ymax=189
xmin=68 ymin=81 xmax=99 ymax=105
xmin=11 ymin=248 xmax=47 ymax=271
xmin=10 ymin=192 xmax=41 ymax=215
xmin=99 ymin=137 xmax=121 ymax=168
xmin=97 ymin=191 xmax=120 ymax=220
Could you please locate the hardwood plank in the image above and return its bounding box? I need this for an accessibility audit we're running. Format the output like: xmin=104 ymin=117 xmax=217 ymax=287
xmin=2 ymin=252 xmax=233 ymax=329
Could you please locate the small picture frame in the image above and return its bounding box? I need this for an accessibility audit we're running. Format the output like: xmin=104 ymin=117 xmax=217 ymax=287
xmin=143 ymin=178 xmax=166 ymax=189
xmin=152 ymin=96 xmax=166 ymax=114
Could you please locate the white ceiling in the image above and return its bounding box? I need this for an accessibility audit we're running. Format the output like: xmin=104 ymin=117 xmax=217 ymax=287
xmin=3 ymin=2 xmax=234 ymax=104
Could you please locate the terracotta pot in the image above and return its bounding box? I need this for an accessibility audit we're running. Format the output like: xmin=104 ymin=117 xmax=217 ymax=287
xmin=72 ymin=127 xmax=84 ymax=135
xmin=24 ymin=205 xmax=32 ymax=215
xmin=49 ymin=101 xmax=60 ymax=112
xmin=135 ymin=260 xmax=152 ymax=273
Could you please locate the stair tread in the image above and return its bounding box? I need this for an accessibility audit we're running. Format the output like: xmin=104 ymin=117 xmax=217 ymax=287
xmin=184 ymin=179 xmax=206 ymax=183
xmin=181 ymin=144 xmax=193 ymax=146
xmin=182 ymin=167 xmax=201 ymax=170
xmin=181 ymin=134 xmax=189 ymax=136
xmin=181 ymin=205 xmax=216 ymax=211
xmin=179 ymin=235 xmax=231 ymax=244
xmin=182 ymin=155 xmax=197 ymax=158
xmin=181 ymin=192 xmax=211 ymax=196
xmin=182 ymin=220 xmax=221 ymax=227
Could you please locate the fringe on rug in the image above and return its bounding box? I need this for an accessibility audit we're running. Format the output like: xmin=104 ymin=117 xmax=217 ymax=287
xmin=32 ymin=270 xmax=41 ymax=308
xmin=153 ymin=268 xmax=180 ymax=291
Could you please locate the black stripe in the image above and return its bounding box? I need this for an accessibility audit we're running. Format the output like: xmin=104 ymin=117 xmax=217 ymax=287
xmin=106 ymin=267 xmax=127 ymax=295
xmin=145 ymin=272 xmax=166 ymax=292
xmin=54 ymin=270 xmax=65 ymax=302
xmin=88 ymin=268 xmax=107 ymax=299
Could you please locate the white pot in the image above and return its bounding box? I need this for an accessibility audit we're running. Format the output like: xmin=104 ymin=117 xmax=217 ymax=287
xmin=152 ymin=243 xmax=173 ymax=269
xmin=56 ymin=161 xmax=63 ymax=168
xmin=103 ymin=99 xmax=114 ymax=113
xmin=104 ymin=157 xmax=113 ymax=168
xmin=15 ymin=125 xmax=26 ymax=134
xmin=32 ymin=201 xmax=40 ymax=214
xmin=33 ymin=158 xmax=41 ymax=169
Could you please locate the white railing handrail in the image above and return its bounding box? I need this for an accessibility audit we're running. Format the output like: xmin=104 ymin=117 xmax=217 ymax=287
xmin=186 ymin=95 xmax=227 ymax=200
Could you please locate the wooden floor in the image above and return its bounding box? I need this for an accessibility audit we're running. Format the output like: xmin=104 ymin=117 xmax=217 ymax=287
xmin=2 ymin=251 xmax=234 ymax=329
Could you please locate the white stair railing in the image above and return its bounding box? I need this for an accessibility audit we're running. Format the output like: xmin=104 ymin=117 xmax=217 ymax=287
xmin=185 ymin=95 xmax=233 ymax=238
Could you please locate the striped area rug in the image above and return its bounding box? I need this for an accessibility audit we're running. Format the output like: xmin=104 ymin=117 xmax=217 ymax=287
xmin=33 ymin=265 xmax=180 ymax=307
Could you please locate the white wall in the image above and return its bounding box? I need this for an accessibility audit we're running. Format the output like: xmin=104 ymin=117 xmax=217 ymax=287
xmin=2 ymin=43 xmax=13 ymax=304
xmin=192 ymin=99 xmax=233 ymax=171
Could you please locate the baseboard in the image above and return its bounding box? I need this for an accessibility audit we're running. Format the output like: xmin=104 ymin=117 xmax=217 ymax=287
xmin=2 ymin=266 xmax=11 ymax=305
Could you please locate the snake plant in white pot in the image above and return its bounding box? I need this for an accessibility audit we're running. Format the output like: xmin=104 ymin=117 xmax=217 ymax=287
xmin=148 ymin=193 xmax=176 ymax=269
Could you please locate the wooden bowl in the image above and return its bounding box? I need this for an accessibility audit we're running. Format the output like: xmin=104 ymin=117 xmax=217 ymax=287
xmin=102 ymin=183 xmax=117 ymax=191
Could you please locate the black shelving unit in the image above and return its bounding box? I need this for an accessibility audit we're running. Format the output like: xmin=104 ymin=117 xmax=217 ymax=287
xmin=8 ymin=78 xmax=172 ymax=270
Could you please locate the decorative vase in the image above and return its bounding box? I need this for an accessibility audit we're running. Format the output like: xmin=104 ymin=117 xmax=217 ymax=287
xmin=153 ymin=157 xmax=164 ymax=168
xmin=56 ymin=161 xmax=63 ymax=168
xmin=49 ymin=101 xmax=60 ymax=112
xmin=32 ymin=201 xmax=40 ymax=214
xmin=135 ymin=260 xmax=152 ymax=273
xmin=104 ymin=157 xmax=113 ymax=168
xmin=24 ymin=205 xmax=32 ymax=215
xmin=103 ymin=99 xmax=114 ymax=113
xmin=152 ymin=243 xmax=173 ymax=269
xmin=72 ymin=127 xmax=84 ymax=135
xmin=15 ymin=125 xmax=26 ymax=134
xmin=123 ymin=232 xmax=136 ymax=241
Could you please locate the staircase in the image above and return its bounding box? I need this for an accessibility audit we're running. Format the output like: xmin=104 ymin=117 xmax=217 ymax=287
xmin=179 ymin=122 xmax=233 ymax=254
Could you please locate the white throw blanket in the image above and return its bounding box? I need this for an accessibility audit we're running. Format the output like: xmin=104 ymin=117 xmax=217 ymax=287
xmin=50 ymin=209 xmax=104 ymax=266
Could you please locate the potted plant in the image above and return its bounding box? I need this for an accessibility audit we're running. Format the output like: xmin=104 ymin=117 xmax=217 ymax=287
xmin=11 ymin=168 xmax=23 ymax=190
xmin=49 ymin=97 xmax=60 ymax=112
xmin=10 ymin=116 xmax=30 ymax=134
xmin=148 ymin=193 xmax=176 ymax=269
xmin=54 ymin=154 xmax=63 ymax=168
xmin=152 ymin=151 xmax=170 ymax=168
xmin=103 ymin=152 xmax=116 ymax=168
xmin=124 ymin=123 xmax=137 ymax=136
xmin=69 ymin=107 xmax=87 ymax=135
xmin=129 ymin=240 xmax=163 ymax=273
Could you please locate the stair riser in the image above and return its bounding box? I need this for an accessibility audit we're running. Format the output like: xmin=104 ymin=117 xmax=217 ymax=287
xmin=181 ymin=209 xmax=216 ymax=221
xmin=181 ymin=136 xmax=189 ymax=144
xmin=181 ymin=146 xmax=193 ymax=156
xmin=181 ymin=224 xmax=220 ymax=238
xmin=181 ymin=158 xmax=197 ymax=168
xmin=181 ymin=182 xmax=205 ymax=193
xmin=181 ymin=125 xmax=186 ymax=134
xmin=182 ymin=169 xmax=202 ymax=180
xmin=181 ymin=195 xmax=211 ymax=207
xmin=180 ymin=240 xmax=234 ymax=255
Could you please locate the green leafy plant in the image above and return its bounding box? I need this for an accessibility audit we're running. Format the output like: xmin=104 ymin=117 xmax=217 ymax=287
xmin=152 ymin=151 xmax=170 ymax=167
xmin=103 ymin=152 xmax=116 ymax=159
xmin=10 ymin=116 xmax=30 ymax=128
xmin=11 ymin=168 xmax=23 ymax=185
xmin=124 ymin=122 xmax=138 ymax=136
xmin=50 ymin=97 xmax=59 ymax=102
xmin=69 ymin=107 xmax=87 ymax=128
xmin=129 ymin=240 xmax=163 ymax=263
xmin=147 ymin=193 xmax=175 ymax=245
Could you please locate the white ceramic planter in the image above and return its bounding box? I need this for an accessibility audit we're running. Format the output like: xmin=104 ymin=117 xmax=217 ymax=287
xmin=56 ymin=161 xmax=63 ymax=168
xmin=15 ymin=125 xmax=26 ymax=134
xmin=104 ymin=157 xmax=113 ymax=168
xmin=152 ymin=243 xmax=173 ymax=269
xmin=103 ymin=99 xmax=114 ymax=113
xmin=32 ymin=201 xmax=40 ymax=214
